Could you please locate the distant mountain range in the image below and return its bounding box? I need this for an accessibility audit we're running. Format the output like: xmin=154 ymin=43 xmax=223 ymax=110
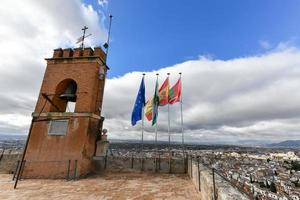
xmin=0 ymin=134 xmax=299 ymax=148
xmin=268 ymin=140 xmax=300 ymax=148
xmin=111 ymin=139 xmax=300 ymax=148
xmin=236 ymin=140 xmax=272 ymax=147
xmin=0 ymin=134 xmax=26 ymax=140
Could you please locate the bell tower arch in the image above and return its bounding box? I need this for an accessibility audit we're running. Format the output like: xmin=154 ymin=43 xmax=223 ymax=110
xmin=23 ymin=47 xmax=108 ymax=178
xmin=50 ymin=79 xmax=77 ymax=112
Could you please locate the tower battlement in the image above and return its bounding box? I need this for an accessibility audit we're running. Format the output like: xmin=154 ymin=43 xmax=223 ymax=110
xmin=51 ymin=47 xmax=106 ymax=61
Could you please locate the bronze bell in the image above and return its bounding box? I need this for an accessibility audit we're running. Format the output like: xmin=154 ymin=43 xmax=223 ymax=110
xmin=59 ymin=81 xmax=77 ymax=102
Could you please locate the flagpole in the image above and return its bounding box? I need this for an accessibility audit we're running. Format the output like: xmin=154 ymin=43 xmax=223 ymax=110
xmin=167 ymin=73 xmax=171 ymax=172
xmin=155 ymin=73 xmax=159 ymax=171
xmin=141 ymin=73 xmax=145 ymax=156
xmin=179 ymin=72 xmax=185 ymax=155
xmin=105 ymin=15 xmax=113 ymax=58
xmin=141 ymin=108 xmax=144 ymax=153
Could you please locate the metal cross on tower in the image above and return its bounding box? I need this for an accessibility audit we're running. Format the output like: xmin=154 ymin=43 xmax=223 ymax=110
xmin=77 ymin=26 xmax=92 ymax=49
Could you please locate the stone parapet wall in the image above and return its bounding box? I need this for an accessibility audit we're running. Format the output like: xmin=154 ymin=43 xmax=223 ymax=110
xmin=0 ymin=153 xmax=78 ymax=179
xmin=0 ymin=153 xmax=21 ymax=174
xmin=187 ymin=157 xmax=250 ymax=200
xmin=92 ymin=155 xmax=186 ymax=174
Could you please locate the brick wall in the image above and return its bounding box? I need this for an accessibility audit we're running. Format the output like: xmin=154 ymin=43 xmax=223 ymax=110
xmin=23 ymin=46 xmax=107 ymax=178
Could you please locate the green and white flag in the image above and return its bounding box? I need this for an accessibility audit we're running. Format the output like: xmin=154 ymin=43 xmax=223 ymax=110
xmin=152 ymin=77 xmax=159 ymax=126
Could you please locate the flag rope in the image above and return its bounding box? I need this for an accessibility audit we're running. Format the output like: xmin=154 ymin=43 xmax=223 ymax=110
xmin=141 ymin=73 xmax=145 ymax=156
xmin=179 ymin=72 xmax=185 ymax=155
xmin=154 ymin=73 xmax=159 ymax=171
xmin=167 ymin=73 xmax=171 ymax=169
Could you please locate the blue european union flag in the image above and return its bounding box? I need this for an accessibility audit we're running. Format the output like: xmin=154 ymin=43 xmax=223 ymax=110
xmin=131 ymin=77 xmax=146 ymax=126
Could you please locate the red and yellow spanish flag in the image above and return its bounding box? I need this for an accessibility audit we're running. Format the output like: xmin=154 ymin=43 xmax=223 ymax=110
xmin=145 ymin=97 xmax=153 ymax=121
xmin=169 ymin=78 xmax=181 ymax=104
xmin=158 ymin=77 xmax=169 ymax=106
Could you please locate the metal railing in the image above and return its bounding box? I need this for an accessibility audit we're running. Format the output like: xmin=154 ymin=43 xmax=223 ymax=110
xmin=101 ymin=150 xmax=188 ymax=173
xmin=188 ymin=155 xmax=253 ymax=200
xmin=12 ymin=159 xmax=79 ymax=181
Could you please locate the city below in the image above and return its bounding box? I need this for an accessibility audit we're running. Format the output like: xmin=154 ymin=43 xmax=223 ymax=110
xmin=0 ymin=134 xmax=299 ymax=199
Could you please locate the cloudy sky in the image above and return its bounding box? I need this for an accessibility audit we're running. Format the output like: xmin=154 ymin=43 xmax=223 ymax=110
xmin=0 ymin=0 xmax=300 ymax=144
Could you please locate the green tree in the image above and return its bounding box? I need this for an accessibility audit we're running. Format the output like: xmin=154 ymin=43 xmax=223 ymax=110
xmin=270 ymin=182 xmax=277 ymax=193
xmin=291 ymin=161 xmax=300 ymax=171
xmin=250 ymin=174 xmax=253 ymax=183
xmin=266 ymin=181 xmax=270 ymax=188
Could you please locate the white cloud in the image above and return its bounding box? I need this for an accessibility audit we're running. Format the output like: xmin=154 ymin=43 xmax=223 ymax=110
xmin=102 ymin=47 xmax=300 ymax=143
xmin=0 ymin=1 xmax=299 ymax=144
xmin=0 ymin=0 xmax=107 ymax=133
xmin=98 ymin=0 xmax=108 ymax=7
xmin=259 ymin=40 xmax=271 ymax=49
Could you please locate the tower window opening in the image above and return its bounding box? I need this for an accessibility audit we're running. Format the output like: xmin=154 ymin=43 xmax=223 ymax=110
xmin=50 ymin=79 xmax=77 ymax=112
xmin=67 ymin=101 xmax=76 ymax=112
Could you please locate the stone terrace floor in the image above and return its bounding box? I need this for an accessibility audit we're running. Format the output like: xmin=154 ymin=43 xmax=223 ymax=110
xmin=0 ymin=173 xmax=200 ymax=200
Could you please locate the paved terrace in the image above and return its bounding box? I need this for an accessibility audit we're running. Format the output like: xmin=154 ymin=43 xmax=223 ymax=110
xmin=0 ymin=173 xmax=200 ymax=200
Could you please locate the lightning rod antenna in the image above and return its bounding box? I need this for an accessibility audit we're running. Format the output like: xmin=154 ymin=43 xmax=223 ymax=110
xmin=104 ymin=15 xmax=113 ymax=62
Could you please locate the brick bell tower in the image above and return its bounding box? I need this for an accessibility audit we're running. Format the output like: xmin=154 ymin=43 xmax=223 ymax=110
xmin=22 ymin=47 xmax=108 ymax=178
